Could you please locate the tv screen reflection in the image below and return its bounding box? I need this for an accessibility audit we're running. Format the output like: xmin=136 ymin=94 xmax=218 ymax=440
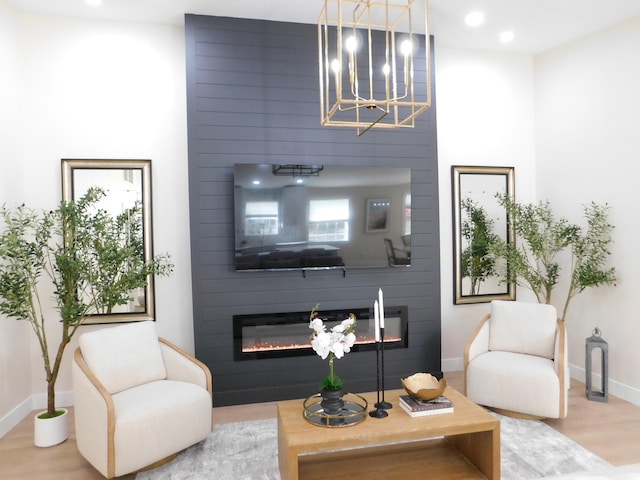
xmin=234 ymin=164 xmax=411 ymax=271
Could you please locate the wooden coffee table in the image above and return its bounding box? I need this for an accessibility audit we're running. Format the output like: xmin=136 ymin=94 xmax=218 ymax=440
xmin=277 ymin=386 xmax=499 ymax=480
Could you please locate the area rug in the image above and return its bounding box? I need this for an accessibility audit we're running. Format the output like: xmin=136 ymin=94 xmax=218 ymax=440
xmin=136 ymin=413 xmax=611 ymax=480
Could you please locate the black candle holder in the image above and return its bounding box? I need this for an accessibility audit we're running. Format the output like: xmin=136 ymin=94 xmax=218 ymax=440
xmin=375 ymin=327 xmax=392 ymax=410
xmin=369 ymin=339 xmax=388 ymax=419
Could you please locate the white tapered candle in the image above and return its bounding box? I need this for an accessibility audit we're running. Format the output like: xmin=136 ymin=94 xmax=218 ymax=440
xmin=378 ymin=288 xmax=385 ymax=329
xmin=374 ymin=300 xmax=380 ymax=342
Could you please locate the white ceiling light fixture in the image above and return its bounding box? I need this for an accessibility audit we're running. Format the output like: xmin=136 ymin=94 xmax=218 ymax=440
xmin=500 ymin=31 xmax=514 ymax=43
xmin=85 ymin=0 xmax=102 ymax=6
xmin=464 ymin=11 xmax=484 ymax=27
xmin=318 ymin=0 xmax=432 ymax=136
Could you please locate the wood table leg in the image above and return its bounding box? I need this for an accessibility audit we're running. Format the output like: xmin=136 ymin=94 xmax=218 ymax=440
xmin=447 ymin=426 xmax=500 ymax=480
xmin=278 ymin=415 xmax=298 ymax=480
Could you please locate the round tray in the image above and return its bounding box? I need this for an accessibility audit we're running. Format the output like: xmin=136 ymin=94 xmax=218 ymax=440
xmin=303 ymin=392 xmax=368 ymax=427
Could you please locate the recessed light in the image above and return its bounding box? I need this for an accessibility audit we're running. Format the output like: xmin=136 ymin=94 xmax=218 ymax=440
xmin=252 ymin=180 xmax=260 ymax=185
xmin=85 ymin=0 xmax=102 ymax=6
xmin=465 ymin=11 xmax=484 ymax=27
xmin=500 ymin=31 xmax=515 ymax=43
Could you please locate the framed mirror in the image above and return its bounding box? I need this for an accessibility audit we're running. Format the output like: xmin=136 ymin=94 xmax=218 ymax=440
xmin=61 ymin=159 xmax=155 ymax=323
xmin=452 ymin=165 xmax=515 ymax=305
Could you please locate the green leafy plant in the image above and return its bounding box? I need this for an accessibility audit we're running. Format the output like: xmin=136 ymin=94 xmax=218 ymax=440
xmin=0 ymin=187 xmax=173 ymax=418
xmin=489 ymin=195 xmax=616 ymax=321
xmin=460 ymin=197 xmax=500 ymax=295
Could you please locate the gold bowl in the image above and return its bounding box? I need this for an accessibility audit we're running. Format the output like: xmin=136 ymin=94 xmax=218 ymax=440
xmin=401 ymin=373 xmax=447 ymax=401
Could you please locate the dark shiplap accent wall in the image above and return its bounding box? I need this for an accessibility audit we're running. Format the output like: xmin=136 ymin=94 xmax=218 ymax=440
xmin=185 ymin=14 xmax=441 ymax=406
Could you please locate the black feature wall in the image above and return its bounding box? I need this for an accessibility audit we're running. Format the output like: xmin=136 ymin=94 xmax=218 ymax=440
xmin=185 ymin=14 xmax=441 ymax=406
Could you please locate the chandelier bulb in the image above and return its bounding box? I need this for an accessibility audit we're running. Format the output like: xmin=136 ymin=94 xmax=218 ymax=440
xmin=345 ymin=35 xmax=357 ymax=53
xmin=401 ymin=39 xmax=413 ymax=56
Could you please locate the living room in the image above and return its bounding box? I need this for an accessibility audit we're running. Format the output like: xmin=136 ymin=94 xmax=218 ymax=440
xmin=1 ymin=0 xmax=639 ymax=477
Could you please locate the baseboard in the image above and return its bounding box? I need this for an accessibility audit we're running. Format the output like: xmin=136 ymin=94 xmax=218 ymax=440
xmin=0 ymin=397 xmax=33 ymax=439
xmin=442 ymin=357 xmax=464 ymax=372
xmin=570 ymin=364 xmax=640 ymax=406
xmin=0 ymin=390 xmax=74 ymax=439
xmin=29 ymin=390 xmax=74 ymax=411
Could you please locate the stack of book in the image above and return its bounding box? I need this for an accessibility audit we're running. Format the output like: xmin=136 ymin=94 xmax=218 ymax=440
xmin=399 ymin=394 xmax=454 ymax=417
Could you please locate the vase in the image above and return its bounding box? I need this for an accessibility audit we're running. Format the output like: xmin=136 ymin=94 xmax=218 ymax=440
xmin=320 ymin=387 xmax=345 ymax=416
xmin=34 ymin=408 xmax=68 ymax=447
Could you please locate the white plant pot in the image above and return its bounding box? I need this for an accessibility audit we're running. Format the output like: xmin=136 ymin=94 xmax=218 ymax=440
xmin=34 ymin=408 xmax=68 ymax=447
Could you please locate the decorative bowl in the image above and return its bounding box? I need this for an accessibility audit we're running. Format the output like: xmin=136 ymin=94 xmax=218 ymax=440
xmin=401 ymin=373 xmax=447 ymax=401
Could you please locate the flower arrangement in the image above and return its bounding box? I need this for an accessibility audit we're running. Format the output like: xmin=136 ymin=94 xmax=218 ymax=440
xmin=309 ymin=304 xmax=357 ymax=391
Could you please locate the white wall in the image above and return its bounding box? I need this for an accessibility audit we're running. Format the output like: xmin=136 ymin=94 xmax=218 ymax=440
xmin=0 ymin=0 xmax=33 ymax=438
xmin=0 ymin=4 xmax=193 ymax=433
xmin=435 ymin=47 xmax=538 ymax=370
xmin=535 ymin=16 xmax=640 ymax=404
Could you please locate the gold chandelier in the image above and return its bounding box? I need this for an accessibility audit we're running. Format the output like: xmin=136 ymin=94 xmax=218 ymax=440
xmin=318 ymin=0 xmax=431 ymax=136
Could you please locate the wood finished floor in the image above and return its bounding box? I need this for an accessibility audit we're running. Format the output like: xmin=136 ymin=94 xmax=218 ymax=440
xmin=1 ymin=371 xmax=639 ymax=479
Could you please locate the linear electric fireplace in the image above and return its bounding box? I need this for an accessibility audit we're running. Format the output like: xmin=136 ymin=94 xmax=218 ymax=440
xmin=233 ymin=306 xmax=408 ymax=361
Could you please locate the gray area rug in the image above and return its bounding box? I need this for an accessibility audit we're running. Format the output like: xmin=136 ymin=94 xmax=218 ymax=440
xmin=494 ymin=412 xmax=610 ymax=479
xmin=137 ymin=413 xmax=611 ymax=480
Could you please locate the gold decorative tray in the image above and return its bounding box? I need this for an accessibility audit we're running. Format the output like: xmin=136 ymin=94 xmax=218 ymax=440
xmin=303 ymin=392 xmax=368 ymax=427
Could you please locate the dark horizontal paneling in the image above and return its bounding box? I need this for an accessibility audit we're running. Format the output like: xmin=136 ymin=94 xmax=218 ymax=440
xmin=186 ymin=14 xmax=441 ymax=406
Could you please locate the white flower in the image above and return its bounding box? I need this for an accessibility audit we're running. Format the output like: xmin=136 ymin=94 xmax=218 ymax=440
xmin=311 ymin=330 xmax=331 ymax=359
xmin=344 ymin=331 xmax=356 ymax=348
xmin=309 ymin=317 xmax=325 ymax=334
xmin=309 ymin=312 xmax=357 ymax=361
xmin=341 ymin=318 xmax=355 ymax=329
xmin=331 ymin=331 xmax=356 ymax=358
xmin=332 ymin=323 xmax=346 ymax=333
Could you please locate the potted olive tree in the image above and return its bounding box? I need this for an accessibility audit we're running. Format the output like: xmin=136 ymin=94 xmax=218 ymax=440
xmin=0 ymin=188 xmax=173 ymax=446
xmin=489 ymin=195 xmax=616 ymax=321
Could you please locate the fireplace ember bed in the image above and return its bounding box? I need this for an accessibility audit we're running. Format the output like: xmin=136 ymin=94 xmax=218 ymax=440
xmin=233 ymin=306 xmax=408 ymax=361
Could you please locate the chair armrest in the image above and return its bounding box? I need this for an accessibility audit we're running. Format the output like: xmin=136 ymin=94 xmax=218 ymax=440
xmin=463 ymin=314 xmax=491 ymax=396
xmin=73 ymin=348 xmax=116 ymax=478
xmin=554 ymin=320 xmax=568 ymax=418
xmin=465 ymin=314 xmax=491 ymax=365
xmin=159 ymin=338 xmax=213 ymax=397
xmin=554 ymin=320 xmax=567 ymax=382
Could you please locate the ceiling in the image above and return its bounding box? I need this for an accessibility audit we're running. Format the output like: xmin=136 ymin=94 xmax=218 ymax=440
xmin=6 ymin=0 xmax=640 ymax=55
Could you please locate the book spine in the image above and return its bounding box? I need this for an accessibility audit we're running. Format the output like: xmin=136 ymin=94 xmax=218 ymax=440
xmin=399 ymin=401 xmax=454 ymax=417
xmin=399 ymin=396 xmax=453 ymax=412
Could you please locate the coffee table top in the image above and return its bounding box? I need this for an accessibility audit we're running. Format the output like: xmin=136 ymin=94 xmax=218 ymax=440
xmin=277 ymin=386 xmax=499 ymax=454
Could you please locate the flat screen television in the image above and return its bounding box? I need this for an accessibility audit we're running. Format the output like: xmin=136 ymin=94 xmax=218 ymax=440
xmin=234 ymin=164 xmax=411 ymax=271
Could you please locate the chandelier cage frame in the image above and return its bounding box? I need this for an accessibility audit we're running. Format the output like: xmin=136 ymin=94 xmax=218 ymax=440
xmin=318 ymin=0 xmax=431 ymax=136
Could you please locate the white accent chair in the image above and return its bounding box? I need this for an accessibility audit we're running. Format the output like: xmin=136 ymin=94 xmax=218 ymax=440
xmin=72 ymin=321 xmax=213 ymax=478
xmin=464 ymin=300 xmax=567 ymax=419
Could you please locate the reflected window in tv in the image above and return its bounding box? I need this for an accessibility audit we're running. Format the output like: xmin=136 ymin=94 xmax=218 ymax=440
xmin=234 ymin=164 xmax=411 ymax=271
xmin=308 ymin=198 xmax=349 ymax=242
xmin=245 ymin=201 xmax=279 ymax=236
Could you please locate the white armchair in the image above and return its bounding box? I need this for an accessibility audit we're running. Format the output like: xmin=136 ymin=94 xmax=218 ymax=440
xmin=464 ymin=300 xmax=567 ymax=419
xmin=72 ymin=321 xmax=213 ymax=478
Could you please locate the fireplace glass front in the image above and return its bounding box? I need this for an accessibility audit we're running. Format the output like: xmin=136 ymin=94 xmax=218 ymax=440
xmin=233 ymin=306 xmax=408 ymax=361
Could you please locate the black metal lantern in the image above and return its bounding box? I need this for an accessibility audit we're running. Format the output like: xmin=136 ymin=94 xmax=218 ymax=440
xmin=585 ymin=327 xmax=608 ymax=402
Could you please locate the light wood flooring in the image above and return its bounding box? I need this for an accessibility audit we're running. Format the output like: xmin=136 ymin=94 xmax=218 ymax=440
xmin=1 ymin=371 xmax=639 ymax=479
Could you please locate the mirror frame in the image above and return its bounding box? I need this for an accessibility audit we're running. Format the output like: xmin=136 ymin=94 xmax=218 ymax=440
xmin=61 ymin=158 xmax=156 ymax=323
xmin=452 ymin=165 xmax=516 ymax=305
